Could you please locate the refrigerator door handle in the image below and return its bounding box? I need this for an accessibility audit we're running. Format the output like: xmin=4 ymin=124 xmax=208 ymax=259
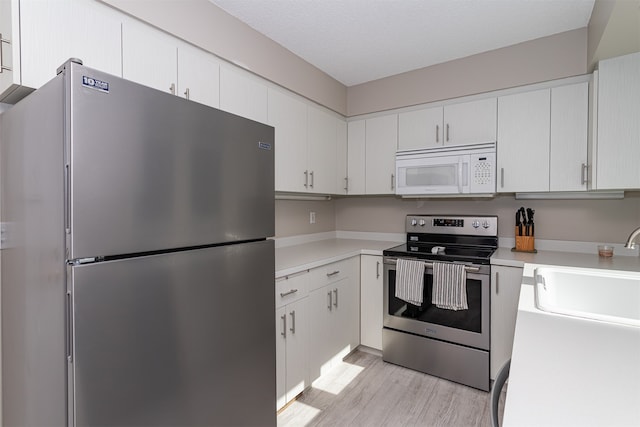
xmin=66 ymin=291 xmax=73 ymax=362
xmin=64 ymin=164 xmax=70 ymax=233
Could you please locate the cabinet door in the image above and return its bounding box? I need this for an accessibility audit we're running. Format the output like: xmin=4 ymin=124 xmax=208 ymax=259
xmin=360 ymin=255 xmax=383 ymax=350
xmin=276 ymin=306 xmax=287 ymax=410
xmin=398 ymin=106 xmax=443 ymax=150
xmin=307 ymin=284 xmax=334 ymax=382
xmin=444 ymin=98 xmax=497 ymax=146
xmin=596 ymin=52 xmax=640 ymax=190
xmin=550 ymin=82 xmax=588 ymax=191
xmin=307 ymin=106 xmax=337 ymax=194
xmin=490 ymin=266 xmax=523 ymax=379
xmin=0 ymin=0 xmax=19 ymax=98
xmin=332 ymin=273 xmax=360 ymax=359
xmin=347 ymin=120 xmax=366 ymax=195
xmin=284 ymin=298 xmax=308 ymax=405
xmin=177 ymin=42 xmax=220 ymax=109
xmin=8 ymin=0 xmax=121 ymax=94
xmin=268 ymin=88 xmax=308 ymax=193
xmin=220 ymin=65 xmax=268 ymax=123
xmin=365 ymin=115 xmax=398 ymax=194
xmin=497 ymin=89 xmax=550 ymax=192
xmin=122 ymin=17 xmax=177 ymax=94
xmin=336 ymin=119 xmax=348 ymax=195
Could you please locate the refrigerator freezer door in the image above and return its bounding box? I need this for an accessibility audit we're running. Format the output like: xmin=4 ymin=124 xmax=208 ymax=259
xmin=70 ymin=240 xmax=275 ymax=426
xmin=67 ymin=63 xmax=274 ymax=259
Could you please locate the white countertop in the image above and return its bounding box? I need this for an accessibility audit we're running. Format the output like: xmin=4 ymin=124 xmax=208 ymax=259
xmin=491 ymin=247 xmax=640 ymax=272
xmin=503 ymin=263 xmax=640 ymax=426
xmin=275 ymin=238 xmax=400 ymax=278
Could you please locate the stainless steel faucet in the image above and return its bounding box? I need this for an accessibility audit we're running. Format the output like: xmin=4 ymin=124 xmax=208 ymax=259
xmin=624 ymin=226 xmax=640 ymax=249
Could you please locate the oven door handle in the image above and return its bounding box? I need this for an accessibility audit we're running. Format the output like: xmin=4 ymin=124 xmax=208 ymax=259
xmin=384 ymin=257 xmax=480 ymax=273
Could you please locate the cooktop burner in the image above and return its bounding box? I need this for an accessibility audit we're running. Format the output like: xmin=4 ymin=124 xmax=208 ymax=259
xmin=383 ymin=214 xmax=499 ymax=265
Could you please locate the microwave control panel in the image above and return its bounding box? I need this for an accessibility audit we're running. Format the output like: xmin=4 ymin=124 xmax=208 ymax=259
xmin=469 ymin=152 xmax=496 ymax=193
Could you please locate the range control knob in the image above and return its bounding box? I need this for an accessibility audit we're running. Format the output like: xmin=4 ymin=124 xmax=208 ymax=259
xmin=482 ymin=221 xmax=490 ymax=229
xmin=411 ymin=219 xmax=417 ymax=226
xmin=472 ymin=220 xmax=480 ymax=229
xmin=419 ymin=219 xmax=426 ymax=227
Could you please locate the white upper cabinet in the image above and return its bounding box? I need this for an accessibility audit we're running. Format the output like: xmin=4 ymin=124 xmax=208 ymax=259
xmin=336 ymin=120 xmax=348 ymax=195
xmin=594 ymin=52 xmax=640 ymax=190
xmin=220 ymin=64 xmax=268 ymax=123
xmin=550 ymin=82 xmax=588 ymax=191
xmin=1 ymin=0 xmax=122 ymax=103
xmin=122 ymin=17 xmax=178 ymax=95
xmin=443 ymin=98 xmax=497 ymax=146
xmin=398 ymin=106 xmax=443 ymax=150
xmin=176 ymin=42 xmax=220 ymax=108
xmin=268 ymin=88 xmax=308 ymax=193
xmin=365 ymin=115 xmax=398 ymax=194
xmin=497 ymin=89 xmax=551 ymax=193
xmin=398 ymin=98 xmax=496 ymax=150
xmin=347 ymin=120 xmax=366 ymax=195
xmin=307 ymin=106 xmax=338 ymax=194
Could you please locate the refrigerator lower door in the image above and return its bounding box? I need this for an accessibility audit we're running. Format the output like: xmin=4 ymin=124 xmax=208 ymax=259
xmin=70 ymin=240 xmax=275 ymax=426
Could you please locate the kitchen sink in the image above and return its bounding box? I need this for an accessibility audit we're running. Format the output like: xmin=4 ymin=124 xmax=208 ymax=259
xmin=534 ymin=266 xmax=640 ymax=327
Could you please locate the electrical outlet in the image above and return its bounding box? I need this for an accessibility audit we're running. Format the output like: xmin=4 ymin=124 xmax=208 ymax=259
xmin=310 ymin=211 xmax=316 ymax=224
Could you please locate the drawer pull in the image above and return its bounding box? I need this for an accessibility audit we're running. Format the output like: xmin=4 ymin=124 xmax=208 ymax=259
xmin=326 ymin=270 xmax=340 ymax=277
xmin=280 ymin=288 xmax=298 ymax=298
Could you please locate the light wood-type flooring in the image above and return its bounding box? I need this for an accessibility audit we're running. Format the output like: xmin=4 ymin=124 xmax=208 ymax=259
xmin=278 ymin=349 xmax=505 ymax=427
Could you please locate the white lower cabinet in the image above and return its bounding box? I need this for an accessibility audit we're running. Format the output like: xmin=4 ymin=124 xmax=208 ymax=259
xmin=360 ymin=255 xmax=383 ymax=350
xmin=275 ymin=271 xmax=310 ymax=411
xmin=490 ymin=265 xmax=524 ymax=379
xmin=307 ymin=258 xmax=360 ymax=383
xmin=275 ymin=257 xmax=360 ymax=409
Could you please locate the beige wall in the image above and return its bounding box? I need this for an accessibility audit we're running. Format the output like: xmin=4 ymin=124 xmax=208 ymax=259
xmin=275 ymin=199 xmax=336 ymax=237
xmin=332 ymin=194 xmax=640 ymax=243
xmin=347 ymin=28 xmax=587 ymax=116
xmin=100 ymin=0 xmax=348 ymax=115
xmin=588 ymin=0 xmax=640 ymax=70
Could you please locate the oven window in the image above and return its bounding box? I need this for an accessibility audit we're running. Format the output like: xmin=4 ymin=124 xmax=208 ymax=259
xmin=388 ymin=270 xmax=482 ymax=333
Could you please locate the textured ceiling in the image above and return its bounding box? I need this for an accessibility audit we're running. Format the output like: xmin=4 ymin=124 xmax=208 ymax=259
xmin=208 ymin=0 xmax=595 ymax=87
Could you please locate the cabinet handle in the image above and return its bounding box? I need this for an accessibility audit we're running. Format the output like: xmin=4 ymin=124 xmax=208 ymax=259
xmin=281 ymin=314 xmax=287 ymax=338
xmin=310 ymin=170 xmax=314 ymax=188
xmin=169 ymin=83 xmax=176 ymax=95
xmin=0 ymin=34 xmax=12 ymax=72
xmin=495 ymin=271 xmax=499 ymax=295
xmin=344 ymin=177 xmax=349 ymax=192
xmin=327 ymin=291 xmax=332 ymax=311
xmin=333 ymin=288 xmax=338 ymax=307
xmin=304 ymin=170 xmax=309 ymax=188
xmin=436 ymin=124 xmax=439 ymax=143
xmin=289 ymin=310 xmax=296 ymax=334
xmin=446 ymin=124 xmax=450 ymax=142
xmin=326 ymin=270 xmax=340 ymax=277
xmin=391 ymin=174 xmax=395 ymax=191
xmin=500 ymin=168 xmax=505 ymax=188
xmin=184 ymin=88 xmax=190 ymax=100
xmin=376 ymin=261 xmax=380 ymax=279
xmin=280 ymin=288 xmax=298 ymax=298
xmin=581 ymin=163 xmax=589 ymax=185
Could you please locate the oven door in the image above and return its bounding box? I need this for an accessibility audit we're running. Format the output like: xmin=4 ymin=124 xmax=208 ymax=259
xmin=383 ymin=257 xmax=490 ymax=350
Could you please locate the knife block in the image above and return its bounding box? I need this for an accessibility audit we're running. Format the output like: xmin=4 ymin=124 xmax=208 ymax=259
xmin=513 ymin=227 xmax=536 ymax=252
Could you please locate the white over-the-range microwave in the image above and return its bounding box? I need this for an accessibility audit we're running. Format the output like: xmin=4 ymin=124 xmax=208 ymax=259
xmin=395 ymin=142 xmax=496 ymax=196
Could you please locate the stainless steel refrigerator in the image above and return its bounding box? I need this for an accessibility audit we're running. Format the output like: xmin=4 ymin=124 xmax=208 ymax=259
xmin=1 ymin=59 xmax=276 ymax=426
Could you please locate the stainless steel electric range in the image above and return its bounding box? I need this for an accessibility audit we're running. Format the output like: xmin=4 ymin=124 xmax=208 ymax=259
xmin=382 ymin=214 xmax=498 ymax=391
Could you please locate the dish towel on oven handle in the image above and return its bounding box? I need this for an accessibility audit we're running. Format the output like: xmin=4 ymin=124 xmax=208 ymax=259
xmin=432 ymin=261 xmax=468 ymax=311
xmin=395 ymin=258 xmax=426 ymax=306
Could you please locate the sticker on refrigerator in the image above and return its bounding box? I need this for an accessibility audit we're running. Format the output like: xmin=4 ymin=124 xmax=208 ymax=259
xmin=82 ymin=76 xmax=110 ymax=93
xmin=257 ymin=141 xmax=272 ymax=151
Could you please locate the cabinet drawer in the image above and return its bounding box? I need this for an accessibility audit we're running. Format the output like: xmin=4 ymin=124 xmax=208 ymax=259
xmin=308 ymin=257 xmax=357 ymax=291
xmin=276 ymin=270 xmax=310 ymax=308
